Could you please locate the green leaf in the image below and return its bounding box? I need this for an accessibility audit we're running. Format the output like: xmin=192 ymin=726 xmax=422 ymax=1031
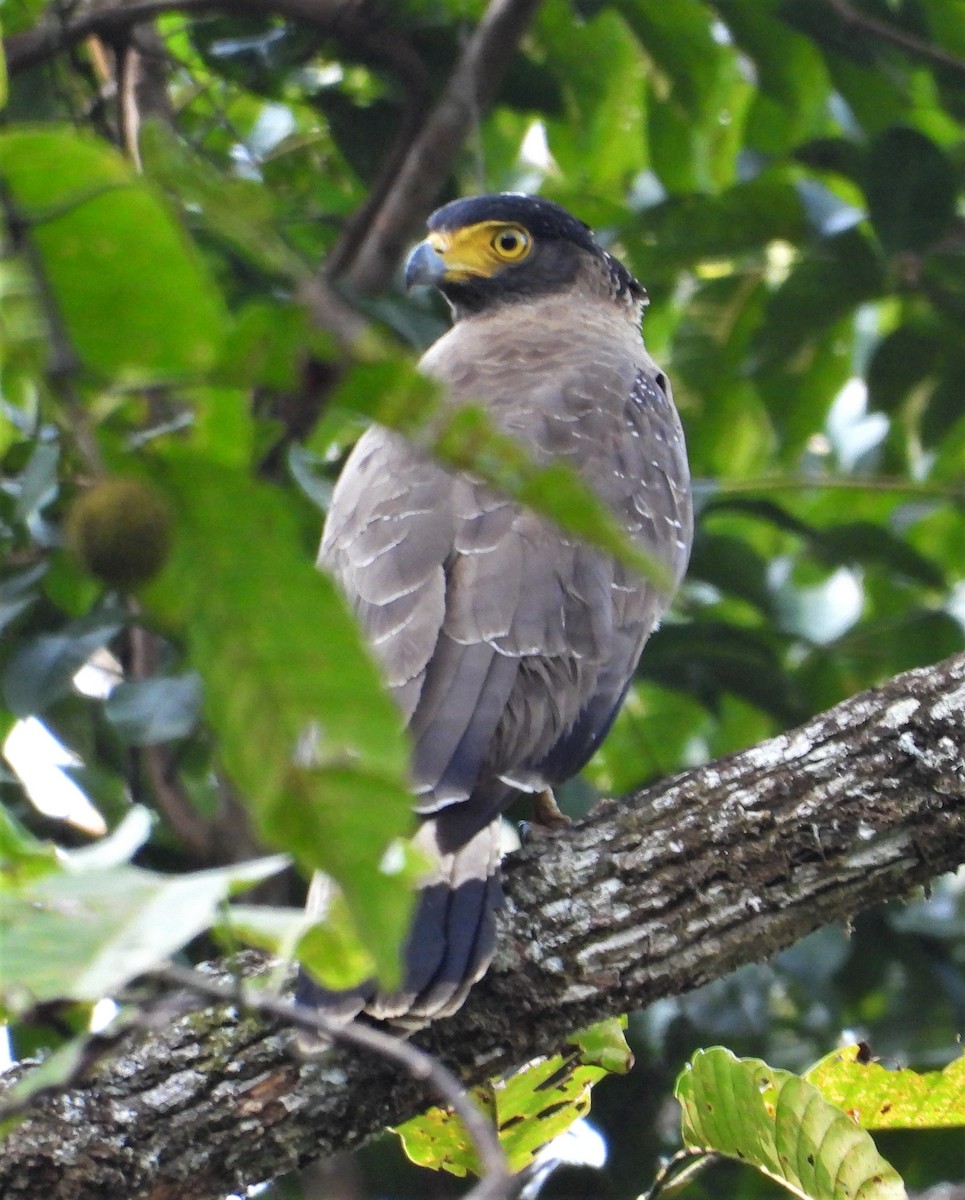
xmin=640 ymin=622 xmax=799 ymax=723
xmin=139 ymin=122 xmax=310 ymax=283
xmin=0 ymin=127 xmax=225 ymax=381
xmin=637 ymin=175 xmax=807 ymax=276
xmin=806 ymin=1045 xmax=965 ymax=1131
xmin=218 ymin=899 xmax=381 ymax=991
xmin=0 ymin=0 xmax=49 ymax=36
xmin=616 ymin=0 xmax=724 ymax=120
xmin=0 ymin=855 xmax=287 ymax=1014
xmin=815 ymin=523 xmax=945 ymax=589
xmin=754 ymin=229 xmax=884 ymax=369
xmin=0 ymin=803 xmax=59 ymax=884
xmin=394 ymin=1017 xmax=632 ymax=1177
xmin=866 ymin=323 xmax=941 ymax=415
xmin=714 ymin=0 xmax=830 ymax=150
xmin=143 ymin=452 xmax=415 ymax=985
xmin=13 ymin=437 xmax=58 ymax=522
xmin=104 ymin=674 xmax=203 ymax=745
xmin=2 ymin=615 xmax=125 ymax=717
xmin=0 ymin=563 xmax=46 ymax=637
xmin=864 ymin=128 xmax=957 ymax=254
xmin=676 ymin=1047 xmax=906 ymax=1200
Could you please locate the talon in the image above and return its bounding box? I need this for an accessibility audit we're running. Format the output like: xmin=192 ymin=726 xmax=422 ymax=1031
xmin=532 ymin=788 xmax=572 ymax=831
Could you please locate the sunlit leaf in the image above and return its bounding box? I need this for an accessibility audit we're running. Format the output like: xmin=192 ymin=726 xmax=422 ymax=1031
xmin=806 ymin=1045 xmax=965 ymax=1131
xmin=394 ymin=1017 xmax=632 ymax=1176
xmin=676 ymin=1047 xmax=906 ymax=1200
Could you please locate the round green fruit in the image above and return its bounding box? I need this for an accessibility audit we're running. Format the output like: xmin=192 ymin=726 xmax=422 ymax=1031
xmin=66 ymin=477 xmax=173 ymax=590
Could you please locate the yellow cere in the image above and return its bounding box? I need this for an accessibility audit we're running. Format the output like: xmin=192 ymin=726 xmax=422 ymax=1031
xmin=427 ymin=220 xmax=532 ymax=280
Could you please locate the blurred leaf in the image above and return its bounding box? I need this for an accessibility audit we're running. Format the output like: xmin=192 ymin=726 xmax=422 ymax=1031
xmin=2 ymin=615 xmax=124 ymax=717
xmin=13 ymin=437 xmax=57 ymax=522
xmin=103 ymin=674 xmax=204 ymax=745
xmin=0 ymin=0 xmax=48 ymax=36
xmin=62 ymin=806 xmax=153 ymax=871
xmin=0 ymin=127 xmax=226 ymax=381
xmin=570 ymin=1015 xmax=635 ymax=1074
xmin=715 ymin=0 xmax=830 ymax=150
xmin=676 ymin=1046 xmax=906 ymax=1199
xmin=140 ymin=122 xmax=309 ymax=283
xmin=616 ymin=0 xmax=723 ymax=120
xmin=0 ymin=803 xmax=58 ymax=883
xmin=0 ymin=855 xmax=287 ymax=1014
xmin=295 ymin=890 xmax=386 ymax=991
xmin=0 ymin=562 xmax=46 ymax=636
xmin=795 ymin=136 xmax=866 ymax=185
xmin=754 ymin=228 xmax=884 ymax=368
xmin=807 ymin=1045 xmax=965 ymax=1131
xmin=641 ymin=622 xmax=799 ymax=722
xmin=815 ymin=522 xmax=944 ymax=588
xmin=689 ymin=531 xmax=773 ymax=614
xmin=866 ymin=322 xmax=941 ymax=414
xmin=218 ymin=301 xmax=320 ymax=391
xmin=144 ymin=453 xmax=415 ymax=985
xmin=637 ymin=174 xmax=807 ymax=275
xmin=864 ymin=128 xmax=957 ymax=254
xmin=394 ymin=1017 xmax=632 ymax=1177
xmin=539 ymin=7 xmax=647 ymax=190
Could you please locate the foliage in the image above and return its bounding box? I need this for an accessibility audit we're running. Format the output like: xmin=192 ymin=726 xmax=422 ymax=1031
xmin=676 ymin=1048 xmax=904 ymax=1200
xmin=805 ymin=1044 xmax=965 ymax=1132
xmin=394 ymin=1018 xmax=633 ymax=1177
xmin=1 ymin=0 xmax=964 ymax=1198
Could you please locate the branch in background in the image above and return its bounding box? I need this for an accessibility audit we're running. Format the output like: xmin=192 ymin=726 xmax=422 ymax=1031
xmin=5 ymin=1 xmax=419 ymax=79
xmin=821 ymin=0 xmax=965 ymax=79
xmin=337 ymin=0 xmax=546 ymax=294
xmin=6 ymin=0 xmax=544 ymax=317
xmin=1 ymin=652 xmax=963 ymax=1200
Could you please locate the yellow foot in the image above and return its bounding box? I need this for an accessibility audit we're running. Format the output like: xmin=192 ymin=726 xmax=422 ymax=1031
xmin=532 ymin=788 xmax=572 ymax=831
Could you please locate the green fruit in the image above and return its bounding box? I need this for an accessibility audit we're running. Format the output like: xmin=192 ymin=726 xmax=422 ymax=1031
xmin=66 ymin=477 xmax=173 ymax=590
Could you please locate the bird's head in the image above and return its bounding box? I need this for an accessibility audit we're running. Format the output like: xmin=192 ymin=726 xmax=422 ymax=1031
xmin=404 ymin=193 xmax=647 ymax=321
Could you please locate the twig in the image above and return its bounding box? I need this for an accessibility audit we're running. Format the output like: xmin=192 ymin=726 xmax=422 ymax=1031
xmin=126 ymin=619 xmax=216 ymax=861
xmin=711 ymin=475 xmax=965 ymax=500
xmin=821 ymin=0 xmax=965 ymax=79
xmin=151 ymin=963 xmax=513 ymax=1200
xmin=338 ymin=0 xmax=545 ymax=294
xmin=637 ymin=1149 xmax=715 ymax=1200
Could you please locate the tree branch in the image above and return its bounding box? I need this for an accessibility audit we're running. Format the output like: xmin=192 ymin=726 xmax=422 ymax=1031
xmin=336 ymin=0 xmax=545 ymax=294
xmin=820 ymin=0 xmax=965 ymax=79
xmin=1 ymin=651 xmax=963 ymax=1200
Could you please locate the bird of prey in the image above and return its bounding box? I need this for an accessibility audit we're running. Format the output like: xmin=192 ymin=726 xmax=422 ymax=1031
xmin=297 ymin=193 xmax=692 ymax=1029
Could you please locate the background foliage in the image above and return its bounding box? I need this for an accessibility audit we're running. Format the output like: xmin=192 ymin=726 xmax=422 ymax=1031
xmin=1 ymin=0 xmax=963 ymax=1197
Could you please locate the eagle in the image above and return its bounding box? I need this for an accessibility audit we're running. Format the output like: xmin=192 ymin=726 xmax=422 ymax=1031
xmin=297 ymin=194 xmax=692 ymax=1028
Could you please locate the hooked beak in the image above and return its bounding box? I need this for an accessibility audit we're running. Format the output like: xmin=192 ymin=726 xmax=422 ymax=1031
xmin=404 ymin=239 xmax=449 ymax=290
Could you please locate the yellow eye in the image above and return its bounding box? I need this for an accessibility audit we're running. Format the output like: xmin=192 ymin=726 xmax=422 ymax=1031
xmin=490 ymin=225 xmax=531 ymax=262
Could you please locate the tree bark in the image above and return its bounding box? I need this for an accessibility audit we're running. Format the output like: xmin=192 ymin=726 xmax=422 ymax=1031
xmin=1 ymin=651 xmax=963 ymax=1200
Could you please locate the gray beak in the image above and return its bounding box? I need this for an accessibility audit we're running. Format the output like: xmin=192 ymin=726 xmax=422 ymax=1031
xmin=404 ymin=240 xmax=448 ymax=290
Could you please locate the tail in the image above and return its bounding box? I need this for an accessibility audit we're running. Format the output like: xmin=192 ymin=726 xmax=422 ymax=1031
xmin=295 ymin=815 xmax=503 ymax=1032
